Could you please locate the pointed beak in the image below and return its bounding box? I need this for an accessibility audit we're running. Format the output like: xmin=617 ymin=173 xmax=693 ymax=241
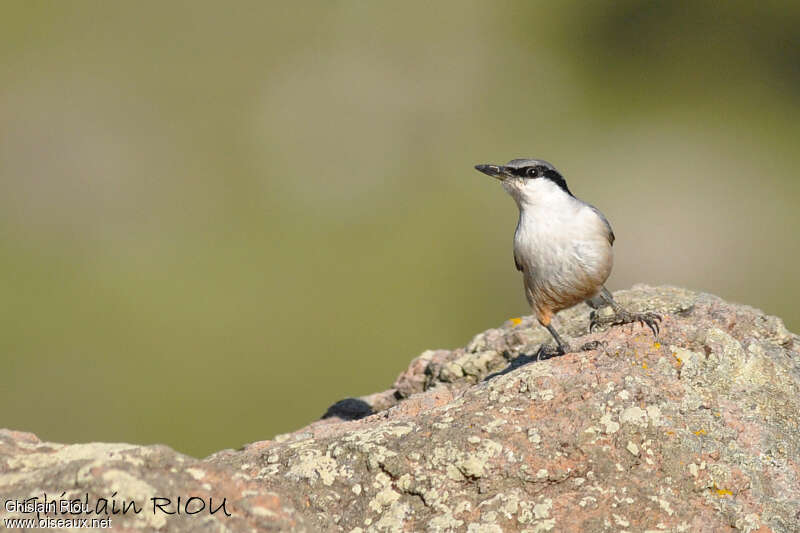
xmin=474 ymin=164 xmax=507 ymax=181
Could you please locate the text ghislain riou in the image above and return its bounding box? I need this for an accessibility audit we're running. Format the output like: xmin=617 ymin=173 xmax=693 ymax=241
xmin=5 ymin=492 xmax=231 ymax=518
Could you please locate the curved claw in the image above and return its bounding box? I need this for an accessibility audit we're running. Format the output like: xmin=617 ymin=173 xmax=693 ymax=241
xmin=641 ymin=313 xmax=661 ymax=337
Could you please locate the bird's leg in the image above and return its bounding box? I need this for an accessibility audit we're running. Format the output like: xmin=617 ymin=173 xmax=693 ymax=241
xmin=536 ymin=312 xmax=605 ymax=360
xmin=540 ymin=323 xmax=569 ymax=358
xmin=533 ymin=308 xmax=568 ymax=359
xmin=589 ymin=287 xmax=661 ymax=337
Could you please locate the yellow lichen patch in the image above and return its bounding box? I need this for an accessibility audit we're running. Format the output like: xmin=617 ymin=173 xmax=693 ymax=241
xmin=713 ymin=485 xmax=733 ymax=497
xmin=509 ymin=317 xmax=522 ymax=326
xmin=694 ymin=429 xmax=706 ymax=436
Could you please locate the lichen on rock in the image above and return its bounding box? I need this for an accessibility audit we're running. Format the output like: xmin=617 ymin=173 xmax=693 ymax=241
xmin=2 ymin=285 xmax=799 ymax=532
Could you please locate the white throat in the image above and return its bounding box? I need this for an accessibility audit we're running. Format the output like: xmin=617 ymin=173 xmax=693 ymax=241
xmin=504 ymin=178 xmax=577 ymax=213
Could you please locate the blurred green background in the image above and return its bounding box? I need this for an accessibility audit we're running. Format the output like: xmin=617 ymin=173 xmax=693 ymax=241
xmin=1 ymin=1 xmax=798 ymax=458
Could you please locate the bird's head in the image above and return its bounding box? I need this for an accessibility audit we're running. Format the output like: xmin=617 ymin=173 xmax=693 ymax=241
xmin=474 ymin=158 xmax=573 ymax=205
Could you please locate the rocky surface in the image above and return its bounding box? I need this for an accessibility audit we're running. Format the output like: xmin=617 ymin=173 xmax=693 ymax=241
xmin=2 ymin=285 xmax=799 ymax=532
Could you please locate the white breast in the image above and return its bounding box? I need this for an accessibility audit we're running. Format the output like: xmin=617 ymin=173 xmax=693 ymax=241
xmin=511 ymin=179 xmax=613 ymax=310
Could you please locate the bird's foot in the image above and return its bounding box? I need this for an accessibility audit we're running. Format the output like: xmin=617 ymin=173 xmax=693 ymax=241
xmin=590 ymin=309 xmax=661 ymax=337
xmin=580 ymin=340 xmax=606 ymax=352
xmin=535 ymin=340 xmax=606 ymax=360
xmin=534 ymin=343 xmax=565 ymax=361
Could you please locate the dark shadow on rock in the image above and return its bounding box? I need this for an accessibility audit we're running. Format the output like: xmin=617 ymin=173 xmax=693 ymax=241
xmin=483 ymin=348 xmax=559 ymax=381
xmin=321 ymin=398 xmax=373 ymax=421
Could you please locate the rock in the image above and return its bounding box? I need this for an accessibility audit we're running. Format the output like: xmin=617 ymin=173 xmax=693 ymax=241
xmin=2 ymin=285 xmax=799 ymax=532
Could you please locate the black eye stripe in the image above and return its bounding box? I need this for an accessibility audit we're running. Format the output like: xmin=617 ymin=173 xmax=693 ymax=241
xmin=517 ymin=166 xmax=541 ymax=177
xmin=511 ymin=164 xmax=575 ymax=197
xmin=510 ymin=166 xmax=533 ymax=177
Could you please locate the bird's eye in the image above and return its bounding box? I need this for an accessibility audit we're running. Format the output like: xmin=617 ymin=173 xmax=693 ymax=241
xmin=525 ymin=167 xmax=538 ymax=178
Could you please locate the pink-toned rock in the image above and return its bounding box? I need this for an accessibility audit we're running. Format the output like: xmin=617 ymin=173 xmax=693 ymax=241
xmin=2 ymin=285 xmax=799 ymax=532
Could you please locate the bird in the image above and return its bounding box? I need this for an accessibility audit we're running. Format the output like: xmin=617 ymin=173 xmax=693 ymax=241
xmin=474 ymin=158 xmax=660 ymax=358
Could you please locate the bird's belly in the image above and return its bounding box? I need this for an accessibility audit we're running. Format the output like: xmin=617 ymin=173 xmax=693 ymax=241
xmin=518 ymin=236 xmax=612 ymax=312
